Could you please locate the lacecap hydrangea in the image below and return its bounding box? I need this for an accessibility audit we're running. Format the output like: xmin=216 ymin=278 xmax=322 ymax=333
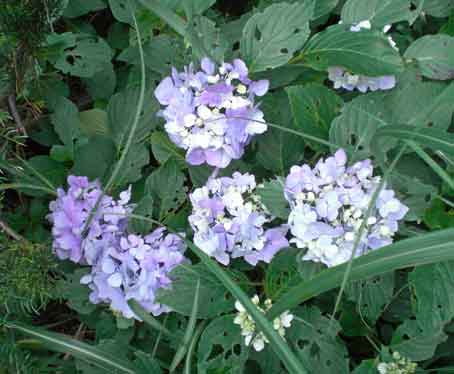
xmin=48 ymin=176 xmax=187 ymax=319
xmin=285 ymin=149 xmax=408 ymax=267
xmin=328 ymin=20 xmax=398 ymax=93
xmin=189 ymin=172 xmax=288 ymax=266
xmin=155 ymin=57 xmax=269 ymax=168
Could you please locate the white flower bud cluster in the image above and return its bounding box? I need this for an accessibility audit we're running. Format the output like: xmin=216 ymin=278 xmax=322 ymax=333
xmin=377 ymin=352 xmax=417 ymax=374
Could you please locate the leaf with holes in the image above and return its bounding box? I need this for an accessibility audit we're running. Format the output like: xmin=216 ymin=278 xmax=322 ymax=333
xmin=405 ymin=35 xmax=454 ymax=80
xmin=287 ymin=306 xmax=349 ymax=373
xmin=186 ymin=16 xmax=229 ymax=62
xmin=196 ymin=315 xmax=248 ymax=374
xmin=51 ymin=34 xmax=113 ymax=78
xmin=329 ymin=93 xmax=391 ymax=161
xmin=240 ymin=1 xmax=314 ymax=72
xmin=345 ymin=272 xmax=395 ymax=323
xmin=145 ymin=159 xmax=186 ymax=220
xmin=341 ymin=0 xmax=416 ymax=27
xmin=390 ymin=319 xmax=447 ymax=361
xmin=256 ymin=91 xmax=305 ymax=174
xmin=301 ymin=25 xmax=403 ymax=76
xmin=156 ymin=263 xmax=237 ymax=318
xmin=256 ymin=178 xmax=290 ymax=220
xmin=409 ymin=261 xmax=454 ymax=331
xmin=287 ymin=83 xmax=343 ymax=150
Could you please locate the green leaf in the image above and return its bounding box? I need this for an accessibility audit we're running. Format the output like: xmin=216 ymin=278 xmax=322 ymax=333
xmin=73 ymin=136 xmax=116 ymax=181
xmin=330 ymin=94 xmax=390 ymax=161
xmin=145 ymin=159 xmax=186 ymax=220
xmin=287 ymin=306 xmax=349 ymax=374
xmin=133 ymin=351 xmax=163 ymax=374
xmin=265 ymin=248 xmax=302 ymax=300
xmin=128 ymin=196 xmax=154 ymax=235
xmin=404 ymin=35 xmax=454 ymax=80
xmin=412 ymin=0 xmax=454 ymax=17
xmin=63 ymin=0 xmax=107 ymax=18
xmin=52 ymin=34 xmax=113 ymax=78
xmin=118 ymin=35 xmax=186 ymax=75
xmin=79 ymin=109 xmax=109 ymax=137
xmin=313 ymin=0 xmax=339 ymax=19
xmin=390 ymin=319 xmax=447 ymax=361
xmin=57 ymin=268 xmax=97 ymax=315
xmin=256 ymin=178 xmax=290 ymax=220
xmin=138 ymin=0 xmax=187 ymax=36
xmin=256 ymin=91 xmax=305 ymax=174
xmin=197 ymin=315 xmax=248 ymax=374
xmin=149 ymin=131 xmax=186 ymax=167
xmin=83 ymin=63 xmax=117 ymax=100
xmin=424 ymin=199 xmax=454 ymax=230
xmin=183 ymin=0 xmax=216 ymax=17
xmin=409 ymin=261 xmax=454 ymax=331
xmin=269 ymin=229 xmax=454 ymax=319
xmin=186 ymin=16 xmax=228 ymax=62
xmin=345 ymin=272 xmax=395 ymax=323
xmin=50 ymin=96 xmax=81 ymax=153
xmin=107 ymin=88 xmax=157 ymax=149
xmin=241 ymin=1 xmax=314 ymax=72
xmin=156 ymin=263 xmax=236 ymax=318
xmin=300 ymin=24 xmax=403 ymax=75
xmin=108 ymin=0 xmax=138 ymax=24
xmin=287 ymin=83 xmax=343 ymax=150
xmin=113 ymin=143 xmax=150 ymax=188
xmin=5 ymin=322 xmax=136 ymax=373
xmin=341 ymin=0 xmax=415 ymax=27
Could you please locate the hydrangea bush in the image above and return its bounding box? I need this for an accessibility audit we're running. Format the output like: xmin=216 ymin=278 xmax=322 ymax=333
xmin=1 ymin=0 xmax=454 ymax=373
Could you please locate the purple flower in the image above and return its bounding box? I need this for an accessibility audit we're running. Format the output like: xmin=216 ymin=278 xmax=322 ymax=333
xmin=155 ymin=58 xmax=270 ymax=168
xmin=285 ymin=150 xmax=408 ymax=267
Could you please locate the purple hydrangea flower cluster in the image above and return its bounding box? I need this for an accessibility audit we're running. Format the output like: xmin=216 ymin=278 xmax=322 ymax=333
xmin=48 ymin=176 xmax=187 ymax=319
xmin=328 ymin=21 xmax=397 ymax=93
xmin=189 ymin=172 xmax=288 ymax=266
xmin=285 ymin=149 xmax=408 ymax=267
xmin=154 ymin=57 xmax=269 ymax=168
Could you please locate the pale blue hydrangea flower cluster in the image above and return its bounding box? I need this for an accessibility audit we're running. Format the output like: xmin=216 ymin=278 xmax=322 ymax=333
xmin=285 ymin=149 xmax=408 ymax=267
xmin=48 ymin=176 xmax=187 ymax=319
xmin=155 ymin=57 xmax=269 ymax=168
xmin=328 ymin=20 xmax=398 ymax=92
xmin=189 ymin=172 xmax=288 ymax=266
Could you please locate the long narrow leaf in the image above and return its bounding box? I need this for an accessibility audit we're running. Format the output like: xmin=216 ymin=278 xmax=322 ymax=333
xmin=0 ymin=183 xmax=57 ymax=196
xmin=5 ymin=322 xmax=136 ymax=373
xmin=269 ymin=228 xmax=454 ymax=318
xmin=128 ymin=300 xmax=174 ymax=338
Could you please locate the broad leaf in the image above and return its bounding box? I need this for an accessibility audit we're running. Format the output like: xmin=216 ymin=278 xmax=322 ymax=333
xmin=149 ymin=131 xmax=186 ymax=167
xmin=341 ymin=0 xmax=415 ymax=27
xmin=183 ymin=0 xmax=216 ymax=18
xmin=50 ymin=96 xmax=81 ymax=153
xmin=79 ymin=109 xmax=109 ymax=137
xmin=83 ymin=63 xmax=117 ymax=100
xmin=405 ymin=35 xmax=454 ymax=80
xmin=63 ymin=0 xmax=106 ymax=18
xmin=412 ymin=0 xmax=454 ymax=17
xmin=287 ymin=83 xmax=343 ymax=150
xmin=156 ymin=263 xmax=236 ymax=318
xmin=241 ymin=1 xmax=314 ymax=72
xmin=301 ymin=25 xmax=403 ymax=76
xmin=114 ymin=143 xmax=150 ymax=188
xmin=256 ymin=178 xmax=290 ymax=220
xmin=313 ymin=0 xmax=339 ymax=19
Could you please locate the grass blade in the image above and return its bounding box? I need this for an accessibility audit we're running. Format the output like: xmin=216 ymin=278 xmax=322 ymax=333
xmin=5 ymin=321 xmax=136 ymax=373
xmin=169 ymin=279 xmax=200 ymax=372
xmin=0 ymin=183 xmax=57 ymax=196
xmin=268 ymin=228 xmax=454 ymax=319
xmin=184 ymin=321 xmax=206 ymax=374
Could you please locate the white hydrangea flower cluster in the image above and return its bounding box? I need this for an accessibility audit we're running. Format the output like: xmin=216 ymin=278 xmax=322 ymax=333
xmin=285 ymin=149 xmax=408 ymax=267
xmin=234 ymin=295 xmax=294 ymax=352
xmin=377 ymin=352 xmax=417 ymax=374
xmin=328 ymin=20 xmax=398 ymax=92
xmin=189 ymin=172 xmax=288 ymax=266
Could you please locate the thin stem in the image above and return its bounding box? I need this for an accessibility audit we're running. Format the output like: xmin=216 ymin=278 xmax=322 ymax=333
xmin=0 ymin=218 xmax=26 ymax=242
xmin=7 ymin=95 xmax=26 ymax=136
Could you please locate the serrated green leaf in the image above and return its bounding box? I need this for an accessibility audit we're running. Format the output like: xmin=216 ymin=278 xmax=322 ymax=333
xmin=405 ymin=35 xmax=454 ymax=80
xmin=52 ymin=34 xmax=113 ymax=78
xmin=287 ymin=83 xmax=343 ymax=150
xmin=114 ymin=143 xmax=150 ymax=188
xmin=83 ymin=63 xmax=116 ymax=100
xmin=197 ymin=315 xmax=248 ymax=374
xmin=128 ymin=196 xmax=154 ymax=234
xmin=241 ymin=1 xmax=314 ymax=72
xmin=156 ymin=263 xmax=236 ymax=318
xmin=79 ymin=109 xmax=109 ymax=137
xmin=256 ymin=179 xmax=290 ymax=219
xmin=341 ymin=0 xmax=415 ymax=27
xmin=256 ymin=91 xmax=305 ymax=174
xmin=413 ymin=0 xmax=454 ymax=17
xmin=50 ymin=96 xmax=81 ymax=153
xmin=149 ymin=131 xmax=186 ymax=167
xmin=345 ymin=272 xmax=394 ymax=323
xmin=108 ymin=0 xmax=138 ymax=24
xmin=72 ymin=136 xmax=116 ymax=181
xmin=183 ymin=0 xmax=216 ymax=18
xmin=265 ymin=248 xmax=301 ymax=300
xmin=287 ymin=306 xmax=349 ymax=374
xmin=313 ymin=0 xmax=339 ymax=19
xmin=63 ymin=0 xmax=107 ymax=18
xmin=301 ymin=24 xmax=403 ymax=76
xmin=145 ymin=158 xmax=186 ymax=220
